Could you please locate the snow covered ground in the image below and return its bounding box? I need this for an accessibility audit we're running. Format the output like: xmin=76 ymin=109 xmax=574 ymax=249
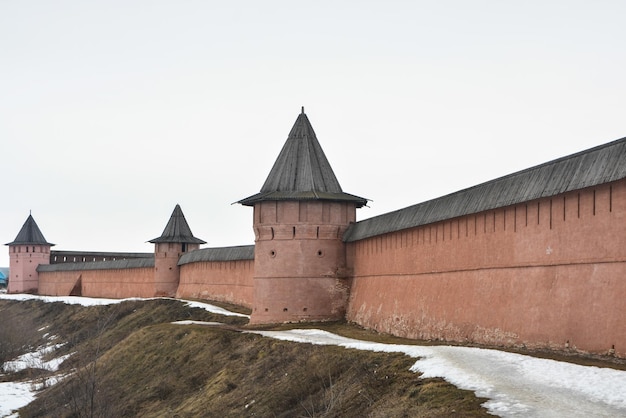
xmin=0 ymin=337 xmax=70 ymax=418
xmin=1 ymin=294 xmax=625 ymax=417
xmin=249 ymin=328 xmax=626 ymax=417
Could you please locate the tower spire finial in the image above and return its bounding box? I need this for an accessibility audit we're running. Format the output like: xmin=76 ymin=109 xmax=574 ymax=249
xmin=301 ymin=106 xmax=305 ymax=114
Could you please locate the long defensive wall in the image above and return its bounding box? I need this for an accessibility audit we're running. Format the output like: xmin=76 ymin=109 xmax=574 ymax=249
xmin=343 ymin=140 xmax=626 ymax=357
xmin=8 ymin=111 xmax=625 ymax=359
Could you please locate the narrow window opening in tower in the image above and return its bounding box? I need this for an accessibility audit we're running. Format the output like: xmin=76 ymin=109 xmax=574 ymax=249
xmin=283 ymin=308 xmax=288 ymax=312
xmin=26 ymin=246 xmax=29 ymax=253
xmin=182 ymin=243 xmax=187 ymax=252
xmin=292 ymin=226 xmax=296 ymax=238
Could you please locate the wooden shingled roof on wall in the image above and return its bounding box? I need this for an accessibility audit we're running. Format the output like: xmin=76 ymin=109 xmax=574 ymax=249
xmin=178 ymin=245 xmax=254 ymax=265
xmin=343 ymin=136 xmax=626 ymax=242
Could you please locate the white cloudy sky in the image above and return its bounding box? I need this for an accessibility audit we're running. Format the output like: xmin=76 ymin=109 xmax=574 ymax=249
xmin=1 ymin=1 xmax=625 ymax=266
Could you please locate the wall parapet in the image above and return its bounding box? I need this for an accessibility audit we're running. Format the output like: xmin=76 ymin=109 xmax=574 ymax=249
xmin=51 ymin=250 xmax=153 ymax=264
xmin=344 ymin=136 xmax=626 ymax=242
xmin=38 ymin=257 xmax=154 ymax=272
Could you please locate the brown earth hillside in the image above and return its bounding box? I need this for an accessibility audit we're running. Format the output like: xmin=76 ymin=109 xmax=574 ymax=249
xmin=0 ymin=299 xmax=491 ymax=417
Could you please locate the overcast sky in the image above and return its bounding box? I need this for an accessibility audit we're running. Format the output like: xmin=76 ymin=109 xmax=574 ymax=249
xmin=2 ymin=1 xmax=625 ymax=266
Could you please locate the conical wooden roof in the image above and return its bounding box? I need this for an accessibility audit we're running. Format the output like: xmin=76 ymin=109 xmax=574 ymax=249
xmin=238 ymin=108 xmax=367 ymax=207
xmin=149 ymin=204 xmax=206 ymax=244
xmin=6 ymin=214 xmax=54 ymax=246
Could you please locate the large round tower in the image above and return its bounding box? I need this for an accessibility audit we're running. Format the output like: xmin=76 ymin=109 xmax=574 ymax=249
xmin=5 ymin=214 xmax=54 ymax=294
xmin=239 ymin=109 xmax=367 ymax=324
xmin=149 ymin=204 xmax=206 ymax=297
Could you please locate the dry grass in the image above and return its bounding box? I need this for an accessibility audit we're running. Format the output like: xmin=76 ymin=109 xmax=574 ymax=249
xmin=2 ymin=299 xmax=491 ymax=417
xmin=3 ymin=297 xmax=624 ymax=417
xmin=25 ymin=324 xmax=490 ymax=417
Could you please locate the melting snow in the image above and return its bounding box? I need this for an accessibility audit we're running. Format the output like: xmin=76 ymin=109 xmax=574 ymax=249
xmin=249 ymin=329 xmax=626 ymax=417
xmin=1 ymin=294 xmax=625 ymax=417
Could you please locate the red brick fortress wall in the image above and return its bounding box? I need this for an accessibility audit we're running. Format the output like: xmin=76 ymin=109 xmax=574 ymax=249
xmin=346 ymin=179 xmax=626 ymax=358
xmin=81 ymin=267 xmax=156 ymax=298
xmin=177 ymin=259 xmax=254 ymax=308
xmin=37 ymin=257 xmax=156 ymax=298
xmin=39 ymin=266 xmax=156 ymax=298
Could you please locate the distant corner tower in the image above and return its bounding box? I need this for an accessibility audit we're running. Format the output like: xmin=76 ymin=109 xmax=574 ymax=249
xmin=5 ymin=214 xmax=54 ymax=294
xmin=149 ymin=204 xmax=206 ymax=297
xmin=238 ymin=108 xmax=367 ymax=324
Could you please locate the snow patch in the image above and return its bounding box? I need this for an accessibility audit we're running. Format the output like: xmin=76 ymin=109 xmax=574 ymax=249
xmin=249 ymin=329 xmax=626 ymax=417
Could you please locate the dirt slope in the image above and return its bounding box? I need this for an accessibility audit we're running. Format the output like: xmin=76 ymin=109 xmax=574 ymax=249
xmin=1 ymin=299 xmax=490 ymax=417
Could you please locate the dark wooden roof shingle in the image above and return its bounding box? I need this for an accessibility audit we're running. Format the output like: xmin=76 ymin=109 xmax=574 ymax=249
xmin=238 ymin=108 xmax=367 ymax=207
xmin=344 ymin=136 xmax=626 ymax=242
xmin=149 ymin=204 xmax=206 ymax=244
xmin=5 ymin=214 xmax=54 ymax=246
xmin=38 ymin=257 xmax=155 ymax=272
xmin=178 ymin=245 xmax=254 ymax=265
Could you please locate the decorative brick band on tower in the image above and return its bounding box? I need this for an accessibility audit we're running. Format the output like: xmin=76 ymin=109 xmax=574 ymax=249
xmin=5 ymin=214 xmax=54 ymax=294
xmin=239 ymin=108 xmax=367 ymax=324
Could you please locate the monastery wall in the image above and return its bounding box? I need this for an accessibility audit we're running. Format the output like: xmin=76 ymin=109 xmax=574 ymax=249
xmin=38 ymin=270 xmax=81 ymax=296
xmin=177 ymin=259 xmax=255 ymax=308
xmin=80 ymin=267 xmax=156 ymax=298
xmin=346 ymin=179 xmax=626 ymax=357
xmin=38 ymin=260 xmax=156 ymax=298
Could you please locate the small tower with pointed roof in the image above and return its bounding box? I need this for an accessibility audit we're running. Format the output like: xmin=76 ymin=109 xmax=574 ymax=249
xmin=239 ymin=108 xmax=367 ymax=324
xmin=149 ymin=205 xmax=206 ymax=297
xmin=5 ymin=214 xmax=54 ymax=293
